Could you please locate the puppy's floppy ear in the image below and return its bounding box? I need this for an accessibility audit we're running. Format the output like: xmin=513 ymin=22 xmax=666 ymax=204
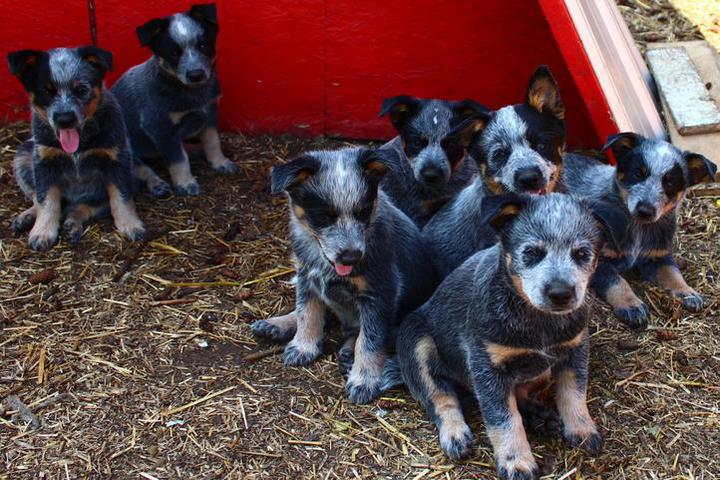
xmin=137 ymin=18 xmax=169 ymax=47
xmin=584 ymin=199 xmax=629 ymax=252
xmin=379 ymin=95 xmax=421 ymax=131
xmin=525 ymin=65 xmax=564 ymax=120
xmin=7 ymin=49 xmax=45 ymax=79
xmin=448 ymin=111 xmax=493 ymax=148
xmin=684 ymin=151 xmax=717 ymax=186
xmin=271 ymin=154 xmax=320 ymax=194
xmin=601 ymin=132 xmax=643 ymax=164
xmin=190 ymin=3 xmax=218 ymax=25
xmin=452 ymin=99 xmax=490 ymax=120
xmin=77 ymin=46 xmax=113 ymax=74
xmin=480 ymin=192 xmax=527 ymax=231
xmin=358 ymin=148 xmax=393 ymax=180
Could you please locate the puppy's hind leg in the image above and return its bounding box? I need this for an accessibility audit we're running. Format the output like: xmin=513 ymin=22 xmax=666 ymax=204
xmin=592 ymin=262 xmax=649 ymax=330
xmin=62 ymin=203 xmax=107 ymax=244
xmin=12 ymin=205 xmax=37 ymax=234
xmin=251 ymin=311 xmax=298 ymax=343
xmin=11 ymin=141 xmax=37 ymax=234
xmin=201 ymin=126 xmax=237 ymax=174
xmin=134 ymin=158 xmax=171 ymax=199
xmin=397 ymin=316 xmax=473 ymax=460
xmin=283 ymin=283 xmax=327 ymax=366
xmin=638 ymin=255 xmax=703 ymax=312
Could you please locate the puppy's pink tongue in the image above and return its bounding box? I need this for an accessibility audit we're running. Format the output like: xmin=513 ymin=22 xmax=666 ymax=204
xmin=334 ymin=263 xmax=353 ymax=276
xmin=59 ymin=129 xmax=80 ymax=153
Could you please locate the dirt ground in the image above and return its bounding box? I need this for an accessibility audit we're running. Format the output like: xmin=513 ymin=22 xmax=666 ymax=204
xmin=2 ymin=3 xmax=720 ymax=479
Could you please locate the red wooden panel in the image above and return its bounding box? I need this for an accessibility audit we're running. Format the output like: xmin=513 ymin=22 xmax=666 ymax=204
xmin=325 ymin=0 xmax=605 ymax=147
xmin=217 ymin=0 xmax=325 ymax=134
xmin=0 ymin=0 xmax=90 ymax=123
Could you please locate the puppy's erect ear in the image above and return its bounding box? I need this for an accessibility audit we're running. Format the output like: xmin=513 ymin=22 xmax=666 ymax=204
xmin=271 ymin=154 xmax=320 ymax=194
xmin=684 ymin=152 xmax=717 ymax=186
xmin=358 ymin=148 xmax=393 ymax=181
xmin=137 ymin=18 xmax=170 ymax=47
xmin=480 ymin=192 xmax=527 ymax=231
xmin=77 ymin=46 xmax=113 ymax=74
xmin=379 ymin=95 xmax=421 ymax=132
xmin=584 ymin=199 xmax=629 ymax=252
xmin=7 ymin=49 xmax=45 ymax=80
xmin=190 ymin=3 xmax=218 ymax=25
xmin=526 ymin=65 xmax=564 ymax=120
xmin=601 ymin=132 xmax=643 ymax=164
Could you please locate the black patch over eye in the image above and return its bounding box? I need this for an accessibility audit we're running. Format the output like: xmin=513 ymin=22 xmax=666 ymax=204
xmin=522 ymin=245 xmax=546 ymax=266
xmin=441 ymin=136 xmax=465 ymax=166
xmin=44 ymin=83 xmax=57 ymax=97
xmin=662 ymin=164 xmax=686 ymax=198
xmin=404 ymin=134 xmax=429 ymax=157
xmin=572 ymin=247 xmax=592 ymax=265
xmin=497 ymin=146 xmax=512 ymax=159
xmin=354 ymin=203 xmax=373 ymax=222
xmin=73 ymin=84 xmax=90 ymax=97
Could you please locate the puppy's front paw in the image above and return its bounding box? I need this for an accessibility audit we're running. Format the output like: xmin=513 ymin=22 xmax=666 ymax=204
xmin=210 ymin=156 xmax=238 ymax=174
xmin=345 ymin=376 xmax=382 ymax=404
xmin=28 ymin=227 xmax=59 ymax=251
xmin=174 ymin=180 xmax=202 ymax=197
xmin=12 ymin=212 xmax=35 ymax=234
xmin=614 ymin=302 xmax=649 ymax=330
xmin=62 ymin=219 xmax=83 ymax=244
xmin=251 ymin=319 xmax=296 ymax=343
xmin=564 ymin=429 xmax=603 ymax=455
xmin=283 ymin=342 xmax=321 ymax=366
xmin=497 ymin=457 xmax=540 ymax=480
xmin=148 ymin=179 xmax=172 ymax=199
xmin=439 ymin=421 xmax=474 ymax=460
xmin=116 ymin=220 xmax=147 ymax=243
xmin=680 ymin=292 xmax=703 ymax=312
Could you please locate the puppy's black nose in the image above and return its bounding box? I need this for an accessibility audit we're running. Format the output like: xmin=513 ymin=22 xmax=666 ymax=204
xmin=186 ymin=69 xmax=207 ymax=83
xmin=337 ymin=249 xmax=363 ymax=266
xmin=635 ymin=202 xmax=657 ymax=220
xmin=53 ymin=111 xmax=77 ymax=129
xmin=515 ymin=167 xmax=543 ymax=191
xmin=420 ymin=166 xmax=442 ymax=184
xmin=545 ymin=280 xmax=574 ymax=307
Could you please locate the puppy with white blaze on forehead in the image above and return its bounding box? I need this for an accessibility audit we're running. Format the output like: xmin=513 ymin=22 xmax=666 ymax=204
xmin=395 ymin=193 xmax=624 ymax=479
xmin=8 ymin=46 xmax=146 ymax=250
xmin=112 ymin=3 xmax=236 ymax=198
xmin=424 ymin=65 xmax=567 ymax=278
xmin=563 ymin=133 xmax=717 ymax=330
xmin=256 ymin=147 xmax=438 ymax=404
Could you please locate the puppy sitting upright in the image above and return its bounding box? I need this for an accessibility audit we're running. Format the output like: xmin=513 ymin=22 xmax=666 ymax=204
xmin=8 ymin=47 xmax=146 ymax=250
xmin=112 ymin=3 xmax=235 ymax=197
xmin=378 ymin=96 xmax=490 ymax=225
xmin=265 ymin=147 xmax=437 ymax=404
xmin=424 ymin=66 xmax=566 ymax=277
xmin=563 ymin=134 xmax=717 ymax=329
xmin=397 ymin=193 xmax=617 ymax=479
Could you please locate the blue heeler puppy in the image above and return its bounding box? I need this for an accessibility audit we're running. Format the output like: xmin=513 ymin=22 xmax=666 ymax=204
xmin=397 ymin=193 xmax=622 ymax=479
xmin=378 ymin=96 xmax=490 ymax=225
xmin=257 ymin=147 xmax=438 ymax=404
xmin=424 ymin=66 xmax=566 ymax=277
xmin=8 ymin=47 xmax=146 ymax=250
xmin=112 ymin=3 xmax=236 ymax=197
xmin=563 ymin=133 xmax=717 ymax=329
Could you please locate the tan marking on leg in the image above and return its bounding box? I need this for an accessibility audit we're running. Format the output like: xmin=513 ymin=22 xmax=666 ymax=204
xmin=486 ymin=394 xmax=537 ymax=475
xmin=643 ymin=248 xmax=671 ymax=259
xmin=37 ymin=145 xmax=67 ymax=160
xmin=135 ymin=163 xmax=167 ymax=192
xmin=200 ymin=127 xmax=233 ymax=171
xmin=287 ymin=297 xmax=326 ymax=354
xmin=264 ymin=311 xmax=298 ymax=333
xmin=656 ymin=264 xmax=698 ymax=298
xmin=515 ymin=369 xmax=552 ymax=402
xmin=107 ymin=184 xmax=145 ymax=241
xmin=168 ymin=149 xmax=198 ymax=189
xmin=29 ymin=187 xmax=61 ymax=249
xmin=555 ymin=369 xmax=597 ymax=440
xmin=348 ymin=276 xmax=368 ymax=293
xmin=484 ymin=342 xmax=537 ymax=367
xmin=347 ymin=328 xmax=386 ymax=388
xmin=16 ymin=204 xmax=37 ymax=224
xmin=169 ymin=110 xmax=189 ymax=125
xmin=557 ymin=328 xmax=587 ymax=350
xmin=79 ymin=147 xmax=118 ymax=161
xmin=605 ymin=277 xmax=644 ymax=310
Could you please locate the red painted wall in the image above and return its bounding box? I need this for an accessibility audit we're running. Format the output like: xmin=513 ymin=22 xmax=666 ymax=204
xmin=0 ymin=0 xmax=615 ymax=147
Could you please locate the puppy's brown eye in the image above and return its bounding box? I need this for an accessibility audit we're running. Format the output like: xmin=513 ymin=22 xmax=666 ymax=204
xmin=45 ymin=83 xmax=57 ymax=96
xmin=522 ymin=245 xmax=546 ymax=265
xmin=73 ymin=84 xmax=89 ymax=97
xmin=572 ymin=247 xmax=591 ymax=264
xmin=326 ymin=208 xmax=338 ymax=221
xmin=354 ymin=204 xmax=373 ymax=222
xmin=410 ymin=137 xmax=428 ymax=151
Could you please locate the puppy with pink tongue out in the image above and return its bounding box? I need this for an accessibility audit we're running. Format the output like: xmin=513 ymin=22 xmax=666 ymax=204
xmin=253 ymin=147 xmax=438 ymax=404
xmin=8 ymin=46 xmax=146 ymax=250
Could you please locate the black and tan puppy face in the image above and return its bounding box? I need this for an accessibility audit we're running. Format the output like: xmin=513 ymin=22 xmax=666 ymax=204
xmin=483 ymin=193 xmax=603 ymax=314
xmin=604 ymin=133 xmax=717 ymax=223
xmin=476 ymin=66 xmax=566 ymax=195
xmin=7 ymin=46 xmax=112 ymax=154
xmin=379 ymin=96 xmax=490 ymax=190
xmin=137 ymin=3 xmax=218 ymax=86
xmin=271 ymin=148 xmax=392 ymax=277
